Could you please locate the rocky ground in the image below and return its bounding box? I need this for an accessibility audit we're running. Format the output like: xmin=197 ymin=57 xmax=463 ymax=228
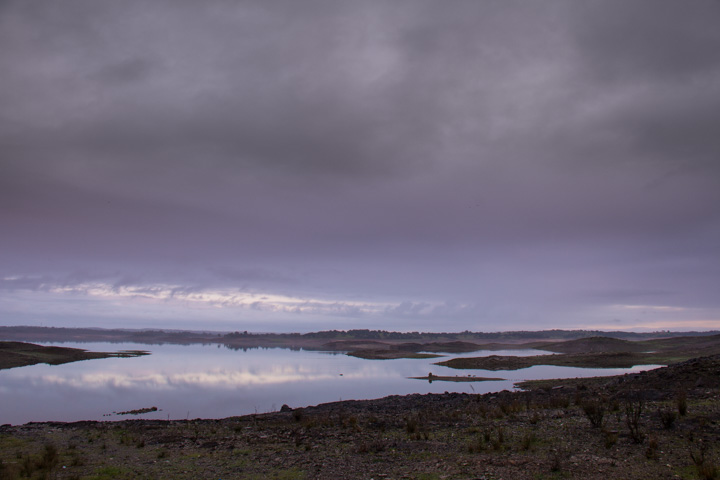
xmin=1 ymin=355 xmax=719 ymax=480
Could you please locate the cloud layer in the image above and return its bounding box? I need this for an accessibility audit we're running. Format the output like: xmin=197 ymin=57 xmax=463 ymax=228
xmin=2 ymin=0 xmax=719 ymax=331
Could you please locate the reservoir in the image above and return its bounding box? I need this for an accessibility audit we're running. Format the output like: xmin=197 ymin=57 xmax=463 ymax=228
xmin=0 ymin=342 xmax=662 ymax=425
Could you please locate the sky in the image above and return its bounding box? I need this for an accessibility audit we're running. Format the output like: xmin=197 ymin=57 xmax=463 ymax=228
xmin=2 ymin=0 xmax=720 ymax=333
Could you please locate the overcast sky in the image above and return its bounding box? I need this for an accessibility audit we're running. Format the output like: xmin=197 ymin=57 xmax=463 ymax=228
xmin=2 ymin=0 xmax=720 ymax=332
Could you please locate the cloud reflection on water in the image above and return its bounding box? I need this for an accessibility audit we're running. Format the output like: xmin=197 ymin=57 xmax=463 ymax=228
xmin=30 ymin=367 xmax=388 ymax=390
xmin=0 ymin=343 xmax=664 ymax=425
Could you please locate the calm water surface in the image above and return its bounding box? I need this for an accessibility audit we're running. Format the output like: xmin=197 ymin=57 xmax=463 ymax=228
xmin=0 ymin=342 xmax=662 ymax=425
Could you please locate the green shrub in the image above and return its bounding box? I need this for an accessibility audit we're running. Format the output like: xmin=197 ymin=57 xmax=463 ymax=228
xmin=521 ymin=430 xmax=538 ymax=451
xmin=645 ymin=435 xmax=659 ymax=460
xmin=690 ymin=441 xmax=718 ymax=480
xmin=39 ymin=443 xmax=58 ymax=471
xmin=603 ymin=430 xmax=618 ymax=449
xmin=659 ymin=409 xmax=676 ymax=429
xmin=467 ymin=436 xmax=485 ymax=453
xmin=581 ymin=398 xmax=606 ymax=428
xmin=491 ymin=427 xmax=505 ymax=451
xmin=624 ymin=396 xmax=645 ymax=444
xmin=677 ymin=391 xmax=688 ymax=416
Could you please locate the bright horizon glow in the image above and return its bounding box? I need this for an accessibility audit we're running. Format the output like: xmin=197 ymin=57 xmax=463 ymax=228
xmin=588 ymin=320 xmax=720 ymax=332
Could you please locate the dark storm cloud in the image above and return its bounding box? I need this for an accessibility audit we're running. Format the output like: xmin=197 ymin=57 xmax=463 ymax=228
xmin=558 ymin=1 xmax=720 ymax=170
xmin=0 ymin=0 xmax=444 ymax=178
xmin=572 ymin=0 xmax=720 ymax=83
xmin=91 ymin=58 xmax=157 ymax=86
xmin=1 ymin=0 xmax=720 ymax=330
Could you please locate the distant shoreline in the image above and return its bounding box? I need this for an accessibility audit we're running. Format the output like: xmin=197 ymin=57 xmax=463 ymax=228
xmin=2 ymin=326 xmax=719 ymax=371
xmin=2 ymin=325 xmax=717 ymax=347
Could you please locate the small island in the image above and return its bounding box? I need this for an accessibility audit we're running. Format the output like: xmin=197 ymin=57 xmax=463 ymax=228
xmin=348 ymin=349 xmax=443 ymax=360
xmin=409 ymin=373 xmax=504 ymax=383
xmin=0 ymin=341 xmax=149 ymax=370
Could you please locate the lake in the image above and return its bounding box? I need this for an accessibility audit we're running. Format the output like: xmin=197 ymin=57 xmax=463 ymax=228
xmin=0 ymin=342 xmax=662 ymax=425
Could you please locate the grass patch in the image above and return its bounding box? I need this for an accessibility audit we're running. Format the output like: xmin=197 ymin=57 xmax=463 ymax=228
xmin=86 ymin=466 xmax=130 ymax=480
xmin=417 ymin=474 xmax=442 ymax=480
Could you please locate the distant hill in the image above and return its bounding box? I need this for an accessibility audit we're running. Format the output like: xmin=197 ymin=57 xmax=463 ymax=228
xmin=533 ymin=336 xmax=648 ymax=354
xmin=1 ymin=326 xmax=719 ymax=350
